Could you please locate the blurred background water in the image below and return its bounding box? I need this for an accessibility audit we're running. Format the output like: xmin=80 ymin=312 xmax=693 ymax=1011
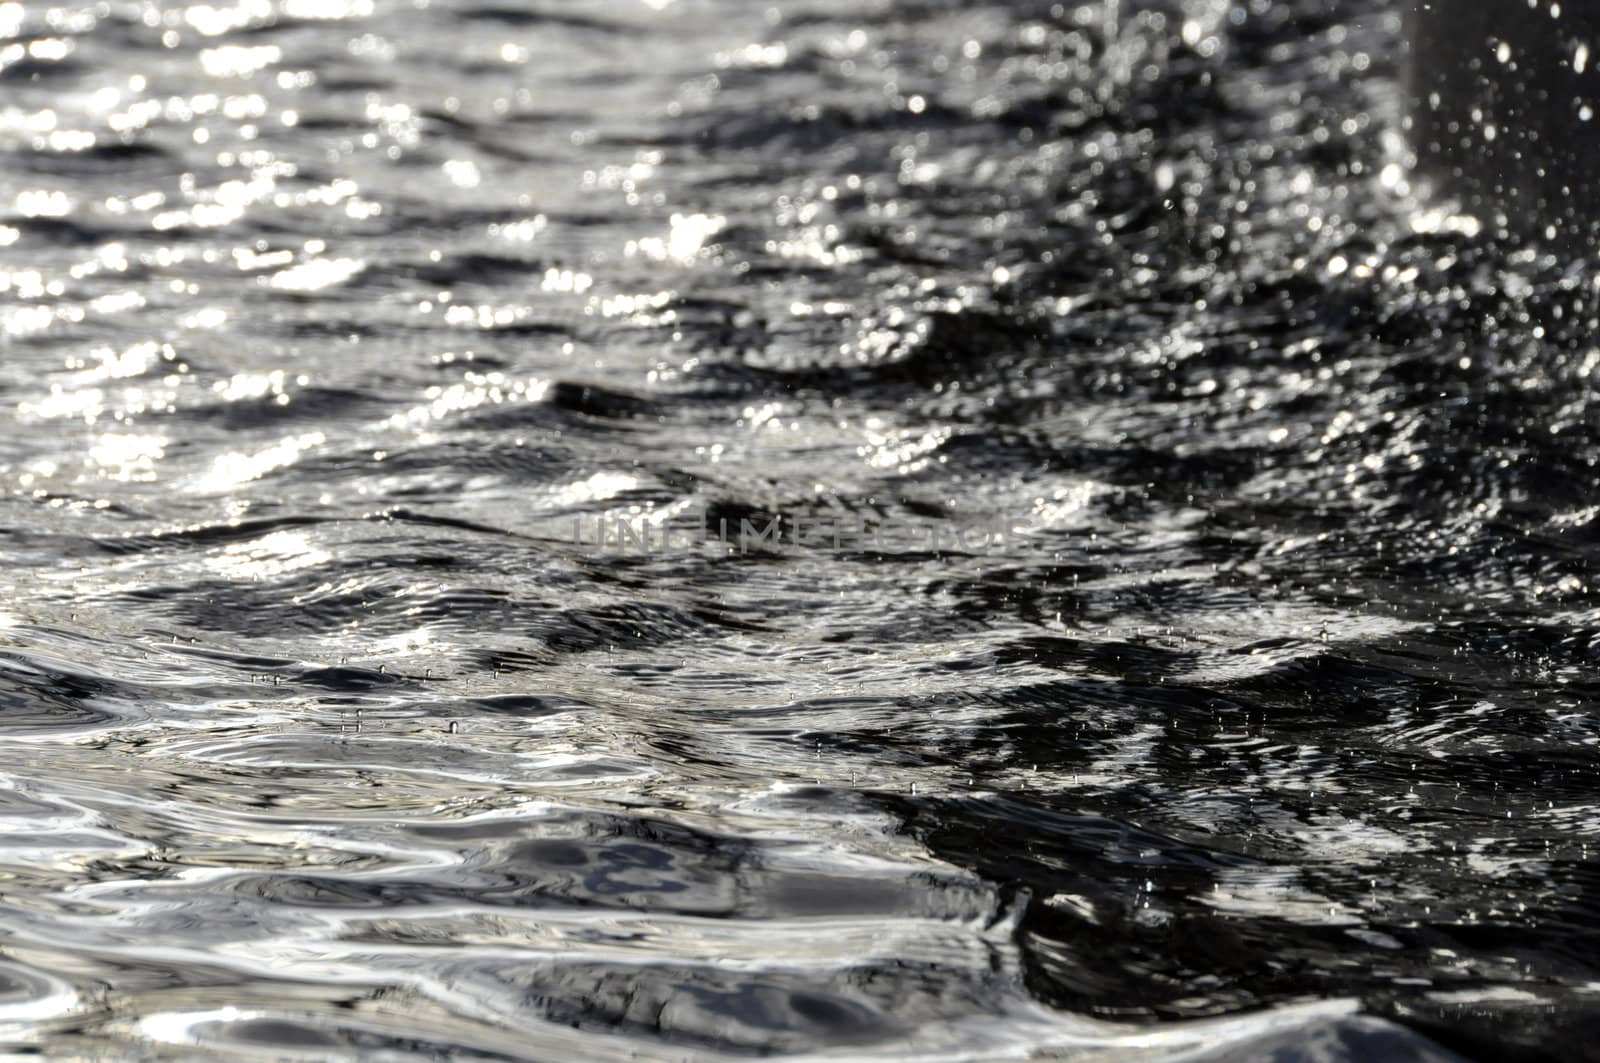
xmin=1 ymin=0 xmax=1598 ymax=1058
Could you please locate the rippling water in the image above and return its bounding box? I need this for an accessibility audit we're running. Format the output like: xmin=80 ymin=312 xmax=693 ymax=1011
xmin=2 ymin=0 xmax=1599 ymax=1058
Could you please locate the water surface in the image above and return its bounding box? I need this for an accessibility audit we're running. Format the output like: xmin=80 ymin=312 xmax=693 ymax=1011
xmin=0 ymin=0 xmax=1597 ymax=1058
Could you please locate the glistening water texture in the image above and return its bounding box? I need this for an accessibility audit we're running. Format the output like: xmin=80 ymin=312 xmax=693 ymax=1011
xmin=1 ymin=0 xmax=1598 ymax=1059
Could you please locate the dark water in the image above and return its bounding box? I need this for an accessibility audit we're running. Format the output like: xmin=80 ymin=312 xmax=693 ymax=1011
xmin=1 ymin=0 xmax=1598 ymax=1058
